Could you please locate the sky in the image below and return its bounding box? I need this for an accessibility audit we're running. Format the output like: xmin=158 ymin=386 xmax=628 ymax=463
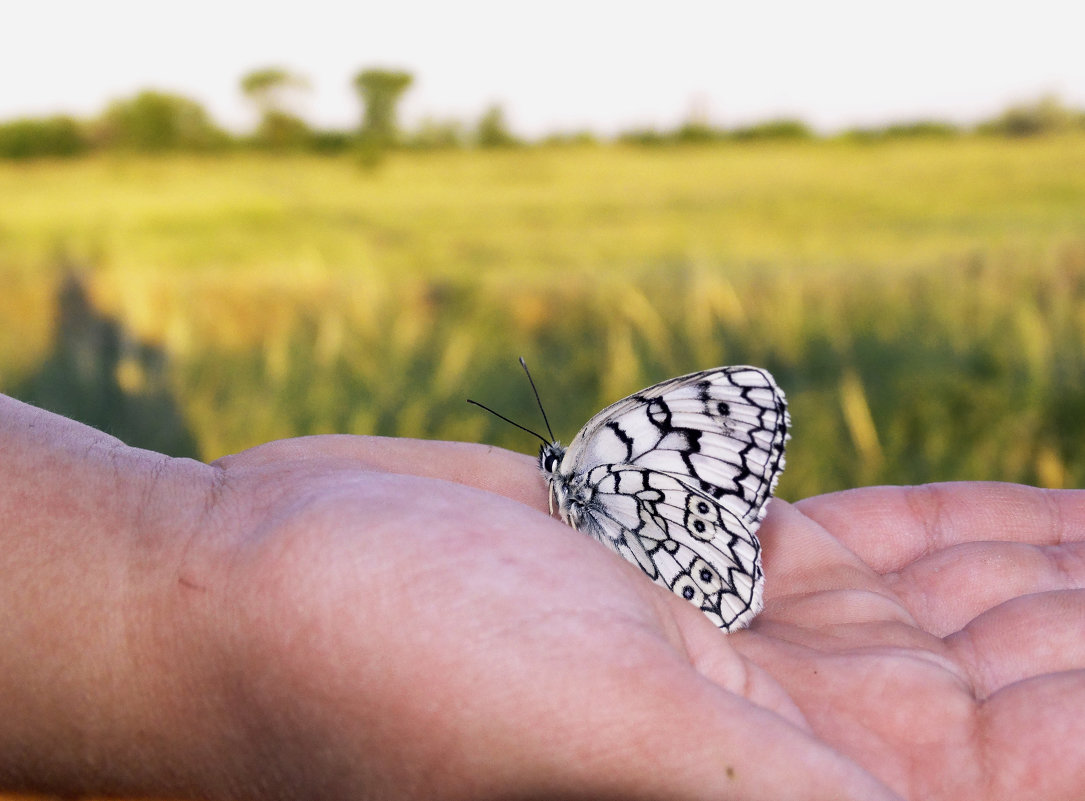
xmin=3 ymin=0 xmax=1084 ymax=137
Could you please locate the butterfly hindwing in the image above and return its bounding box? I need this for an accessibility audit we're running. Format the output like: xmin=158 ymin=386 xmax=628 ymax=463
xmin=575 ymin=465 xmax=765 ymax=629
xmin=549 ymin=366 xmax=788 ymax=632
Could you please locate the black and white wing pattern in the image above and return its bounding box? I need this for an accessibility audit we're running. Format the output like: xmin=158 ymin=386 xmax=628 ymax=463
xmin=539 ymin=366 xmax=789 ymax=631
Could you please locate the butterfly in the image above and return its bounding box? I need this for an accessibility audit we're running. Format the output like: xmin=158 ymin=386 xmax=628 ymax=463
xmin=470 ymin=360 xmax=790 ymax=632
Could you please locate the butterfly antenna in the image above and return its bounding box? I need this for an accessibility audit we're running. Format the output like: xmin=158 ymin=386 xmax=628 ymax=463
xmin=466 ymin=399 xmax=550 ymax=446
xmin=518 ymin=356 xmax=557 ymax=443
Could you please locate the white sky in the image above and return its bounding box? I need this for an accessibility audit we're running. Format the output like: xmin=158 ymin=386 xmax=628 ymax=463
xmin=3 ymin=0 xmax=1083 ymax=137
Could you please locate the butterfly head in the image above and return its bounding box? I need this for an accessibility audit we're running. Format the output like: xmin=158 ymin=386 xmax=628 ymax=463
xmin=538 ymin=440 xmax=566 ymax=477
xmin=538 ymin=441 xmax=577 ymax=522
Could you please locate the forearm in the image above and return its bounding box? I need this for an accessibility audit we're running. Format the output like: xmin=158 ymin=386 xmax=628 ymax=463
xmin=0 ymin=395 xmax=220 ymax=796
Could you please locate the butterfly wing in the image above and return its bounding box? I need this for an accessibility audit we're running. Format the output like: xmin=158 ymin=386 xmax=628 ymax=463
xmin=555 ymin=366 xmax=789 ymax=631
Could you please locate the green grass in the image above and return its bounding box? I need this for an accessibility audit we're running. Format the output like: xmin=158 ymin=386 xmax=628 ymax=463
xmin=2 ymin=137 xmax=1085 ymax=498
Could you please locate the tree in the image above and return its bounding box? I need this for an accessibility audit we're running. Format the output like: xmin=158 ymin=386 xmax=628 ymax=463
xmin=240 ymin=67 xmax=312 ymax=149
xmin=977 ymin=95 xmax=1082 ymax=137
xmin=351 ymin=68 xmax=414 ymax=151
xmin=475 ymin=104 xmax=521 ymax=148
xmin=96 ymin=91 xmax=227 ymax=152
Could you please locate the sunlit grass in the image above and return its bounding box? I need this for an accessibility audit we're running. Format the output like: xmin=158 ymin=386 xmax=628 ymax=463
xmin=2 ymin=137 xmax=1085 ymax=498
xmin=3 ymin=138 xmax=1083 ymax=282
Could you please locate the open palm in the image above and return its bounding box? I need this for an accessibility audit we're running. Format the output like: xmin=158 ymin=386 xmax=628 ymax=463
xmin=745 ymin=482 xmax=1085 ymax=799
xmin=203 ymin=436 xmax=1085 ymax=801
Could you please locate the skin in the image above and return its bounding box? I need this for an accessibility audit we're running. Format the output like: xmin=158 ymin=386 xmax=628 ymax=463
xmin=0 ymin=393 xmax=1082 ymax=800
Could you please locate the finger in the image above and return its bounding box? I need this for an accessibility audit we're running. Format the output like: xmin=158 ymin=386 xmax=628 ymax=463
xmin=733 ymin=634 xmax=974 ymax=800
xmin=890 ymin=540 xmax=1085 ymax=636
xmin=214 ymin=434 xmax=549 ymax=511
xmin=796 ymin=483 xmax=1085 ymax=573
xmin=945 ymin=590 xmax=1085 ymax=698
xmin=979 ymin=670 xmax=1085 ymax=799
xmin=753 ymin=501 xmax=930 ymax=640
xmin=759 ymin=500 xmax=897 ymax=603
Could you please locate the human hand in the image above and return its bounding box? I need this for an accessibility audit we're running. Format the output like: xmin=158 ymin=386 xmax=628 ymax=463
xmin=747 ymin=481 xmax=1085 ymax=800
xmin=182 ymin=436 xmax=1084 ymax=801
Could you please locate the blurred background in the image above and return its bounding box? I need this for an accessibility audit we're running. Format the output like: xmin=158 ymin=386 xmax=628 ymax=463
xmin=2 ymin=0 xmax=1085 ymax=501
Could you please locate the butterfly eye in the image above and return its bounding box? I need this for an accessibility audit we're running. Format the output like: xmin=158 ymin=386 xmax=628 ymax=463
xmin=537 ymin=443 xmax=564 ymax=474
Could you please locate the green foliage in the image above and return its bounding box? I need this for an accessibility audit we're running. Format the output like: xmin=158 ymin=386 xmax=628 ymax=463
xmin=241 ymin=67 xmax=308 ymax=103
xmin=540 ymin=130 xmax=600 ymax=147
xmin=673 ymin=121 xmax=721 ymax=144
xmin=406 ymin=117 xmax=467 ymax=150
xmin=350 ymin=68 xmax=414 ymax=168
xmin=241 ymin=67 xmax=312 ymax=150
xmin=728 ymin=118 xmax=814 ymax=142
xmin=307 ymin=130 xmax=355 ymax=154
xmin=5 ymin=84 xmax=1085 ymax=159
xmin=352 ymin=68 xmax=414 ymax=145
xmin=0 ymin=115 xmax=88 ymax=159
xmin=977 ymin=95 xmax=1085 ymax=137
xmin=251 ymin=110 xmax=313 ymax=150
xmin=474 ymin=105 xmax=521 ymax=148
xmin=618 ymin=118 xmax=813 ymax=146
xmin=616 ymin=127 xmax=668 ymax=146
xmin=840 ymin=120 xmax=961 ymax=143
xmin=96 ymin=90 xmax=229 ymax=152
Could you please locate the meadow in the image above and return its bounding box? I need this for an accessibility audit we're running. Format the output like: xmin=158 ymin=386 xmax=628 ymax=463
xmin=1 ymin=135 xmax=1084 ymax=499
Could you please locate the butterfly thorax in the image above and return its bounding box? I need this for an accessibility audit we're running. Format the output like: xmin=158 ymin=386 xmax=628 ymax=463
xmin=538 ymin=441 xmax=593 ymax=529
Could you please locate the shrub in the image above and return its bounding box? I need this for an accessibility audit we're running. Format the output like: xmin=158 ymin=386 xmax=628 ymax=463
xmin=475 ymin=105 xmax=522 ymax=148
xmin=977 ymin=95 xmax=1082 ymax=137
xmin=839 ymin=120 xmax=961 ymax=143
xmin=729 ymin=118 xmax=814 ymax=142
xmin=96 ymin=90 xmax=229 ymax=152
xmin=0 ymin=116 xmax=89 ymax=159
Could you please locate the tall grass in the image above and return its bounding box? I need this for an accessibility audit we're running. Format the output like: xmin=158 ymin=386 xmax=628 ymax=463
xmin=2 ymin=138 xmax=1084 ymax=498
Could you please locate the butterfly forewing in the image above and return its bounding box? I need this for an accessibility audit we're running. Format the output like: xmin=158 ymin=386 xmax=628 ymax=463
xmin=552 ymin=366 xmax=789 ymax=632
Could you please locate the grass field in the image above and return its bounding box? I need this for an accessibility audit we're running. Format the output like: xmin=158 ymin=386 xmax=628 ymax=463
xmin=1 ymin=136 xmax=1084 ymax=499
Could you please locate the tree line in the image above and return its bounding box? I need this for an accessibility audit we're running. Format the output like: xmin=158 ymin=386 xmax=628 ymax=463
xmin=2 ymin=66 xmax=1084 ymax=161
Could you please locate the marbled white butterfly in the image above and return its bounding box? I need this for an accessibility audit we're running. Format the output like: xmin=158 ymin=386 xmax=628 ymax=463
xmin=471 ymin=360 xmax=789 ymax=632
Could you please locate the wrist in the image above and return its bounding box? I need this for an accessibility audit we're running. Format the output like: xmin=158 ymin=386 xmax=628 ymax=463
xmin=0 ymin=396 xmax=228 ymax=797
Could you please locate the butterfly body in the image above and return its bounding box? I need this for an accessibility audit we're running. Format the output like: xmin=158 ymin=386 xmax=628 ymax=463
xmin=537 ymin=366 xmax=789 ymax=632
